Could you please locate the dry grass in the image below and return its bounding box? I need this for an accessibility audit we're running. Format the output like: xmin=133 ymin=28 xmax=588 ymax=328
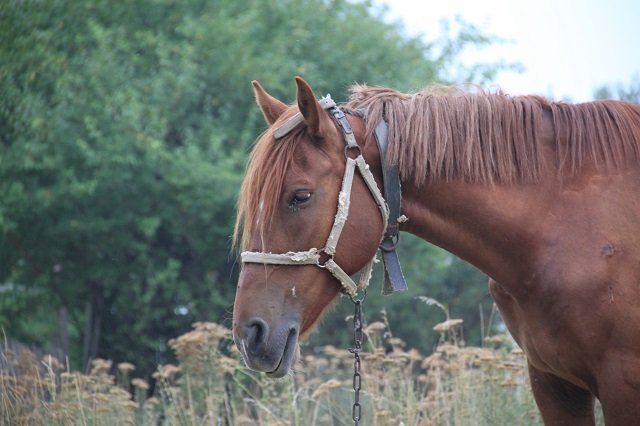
xmin=0 ymin=350 xmax=137 ymax=425
xmin=1 ymin=313 xmax=547 ymax=425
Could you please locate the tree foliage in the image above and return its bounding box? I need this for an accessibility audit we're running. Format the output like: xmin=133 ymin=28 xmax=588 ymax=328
xmin=1 ymin=0 xmax=508 ymax=374
xmin=594 ymin=75 xmax=640 ymax=104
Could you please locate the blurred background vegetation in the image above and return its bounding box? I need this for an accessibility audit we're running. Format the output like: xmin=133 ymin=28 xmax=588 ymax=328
xmin=1 ymin=0 xmax=638 ymax=383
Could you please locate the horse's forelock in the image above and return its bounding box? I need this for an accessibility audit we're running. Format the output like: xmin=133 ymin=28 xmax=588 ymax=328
xmin=234 ymin=107 xmax=305 ymax=251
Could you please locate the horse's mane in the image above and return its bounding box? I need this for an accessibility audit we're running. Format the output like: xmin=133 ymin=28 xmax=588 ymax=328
xmin=235 ymin=84 xmax=640 ymax=249
xmin=345 ymin=85 xmax=640 ymax=186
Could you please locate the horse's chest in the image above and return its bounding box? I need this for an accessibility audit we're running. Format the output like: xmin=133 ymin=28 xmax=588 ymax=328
xmin=517 ymin=310 xmax=585 ymax=378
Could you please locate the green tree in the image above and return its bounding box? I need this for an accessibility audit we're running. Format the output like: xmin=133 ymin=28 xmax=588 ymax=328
xmin=1 ymin=0 xmax=508 ymax=375
xmin=594 ymin=75 xmax=640 ymax=104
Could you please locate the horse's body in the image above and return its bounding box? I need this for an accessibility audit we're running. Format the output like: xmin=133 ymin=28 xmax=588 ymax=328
xmin=233 ymin=77 xmax=640 ymax=424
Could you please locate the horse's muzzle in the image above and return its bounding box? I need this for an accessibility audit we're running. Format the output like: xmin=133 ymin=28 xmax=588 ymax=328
xmin=234 ymin=317 xmax=299 ymax=378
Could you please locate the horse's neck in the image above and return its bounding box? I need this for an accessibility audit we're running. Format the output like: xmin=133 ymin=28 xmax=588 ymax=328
xmin=394 ymin=111 xmax=559 ymax=286
xmin=400 ymin=173 xmax=553 ymax=286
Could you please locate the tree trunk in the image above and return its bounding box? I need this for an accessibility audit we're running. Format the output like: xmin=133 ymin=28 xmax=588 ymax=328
xmin=52 ymin=306 xmax=69 ymax=362
xmin=82 ymin=283 xmax=103 ymax=371
xmin=82 ymin=297 xmax=92 ymax=370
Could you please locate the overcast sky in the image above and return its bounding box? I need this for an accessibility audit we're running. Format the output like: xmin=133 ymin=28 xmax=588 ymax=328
xmin=377 ymin=0 xmax=640 ymax=102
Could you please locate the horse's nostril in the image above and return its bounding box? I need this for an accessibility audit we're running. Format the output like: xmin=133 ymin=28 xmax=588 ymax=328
xmin=245 ymin=318 xmax=268 ymax=353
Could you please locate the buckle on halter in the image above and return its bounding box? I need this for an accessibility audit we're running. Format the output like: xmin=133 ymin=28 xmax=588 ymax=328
xmin=330 ymin=107 xmax=353 ymax=134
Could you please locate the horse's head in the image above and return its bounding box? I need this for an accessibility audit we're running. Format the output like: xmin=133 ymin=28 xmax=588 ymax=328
xmin=232 ymin=77 xmax=386 ymax=377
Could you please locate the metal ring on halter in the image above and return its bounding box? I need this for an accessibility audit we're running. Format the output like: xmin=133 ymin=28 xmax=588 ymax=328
xmin=348 ymin=288 xmax=367 ymax=304
xmin=314 ymin=248 xmax=331 ymax=268
xmin=344 ymin=144 xmax=362 ymax=159
xmin=379 ymin=234 xmax=401 ymax=252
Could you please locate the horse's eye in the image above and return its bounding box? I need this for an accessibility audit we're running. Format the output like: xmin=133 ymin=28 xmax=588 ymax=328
xmin=289 ymin=190 xmax=312 ymax=210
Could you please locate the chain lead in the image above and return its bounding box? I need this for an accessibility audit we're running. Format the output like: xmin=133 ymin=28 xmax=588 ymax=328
xmin=348 ymin=292 xmax=365 ymax=425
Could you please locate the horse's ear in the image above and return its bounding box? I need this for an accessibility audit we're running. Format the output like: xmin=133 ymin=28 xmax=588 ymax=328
xmin=252 ymin=80 xmax=287 ymax=125
xmin=295 ymin=76 xmax=330 ymax=138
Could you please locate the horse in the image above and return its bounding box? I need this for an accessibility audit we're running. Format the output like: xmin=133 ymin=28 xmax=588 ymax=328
xmin=232 ymin=76 xmax=640 ymax=425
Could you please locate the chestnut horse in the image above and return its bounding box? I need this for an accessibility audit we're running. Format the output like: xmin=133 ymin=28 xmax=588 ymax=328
xmin=233 ymin=77 xmax=640 ymax=425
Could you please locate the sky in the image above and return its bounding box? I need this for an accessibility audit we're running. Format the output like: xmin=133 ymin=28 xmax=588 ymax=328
xmin=376 ymin=0 xmax=640 ymax=102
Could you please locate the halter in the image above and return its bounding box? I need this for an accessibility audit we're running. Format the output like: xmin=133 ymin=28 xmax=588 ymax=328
xmin=241 ymin=96 xmax=406 ymax=296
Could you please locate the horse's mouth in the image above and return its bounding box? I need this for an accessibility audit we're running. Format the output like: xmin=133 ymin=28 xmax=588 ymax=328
xmin=266 ymin=328 xmax=298 ymax=378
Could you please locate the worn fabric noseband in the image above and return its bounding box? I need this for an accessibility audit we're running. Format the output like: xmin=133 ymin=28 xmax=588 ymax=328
xmin=241 ymin=96 xmax=407 ymax=296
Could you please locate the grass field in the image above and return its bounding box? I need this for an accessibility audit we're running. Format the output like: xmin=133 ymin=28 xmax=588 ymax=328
xmin=1 ymin=311 xmax=561 ymax=426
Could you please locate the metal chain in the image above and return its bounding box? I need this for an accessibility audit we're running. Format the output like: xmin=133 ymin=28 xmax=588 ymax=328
xmin=348 ymin=292 xmax=366 ymax=425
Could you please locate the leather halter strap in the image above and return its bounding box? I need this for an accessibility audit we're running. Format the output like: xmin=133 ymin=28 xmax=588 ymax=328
xmin=241 ymin=96 xmax=407 ymax=295
xmin=273 ymin=97 xmax=337 ymax=139
xmin=373 ymin=119 xmax=408 ymax=294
